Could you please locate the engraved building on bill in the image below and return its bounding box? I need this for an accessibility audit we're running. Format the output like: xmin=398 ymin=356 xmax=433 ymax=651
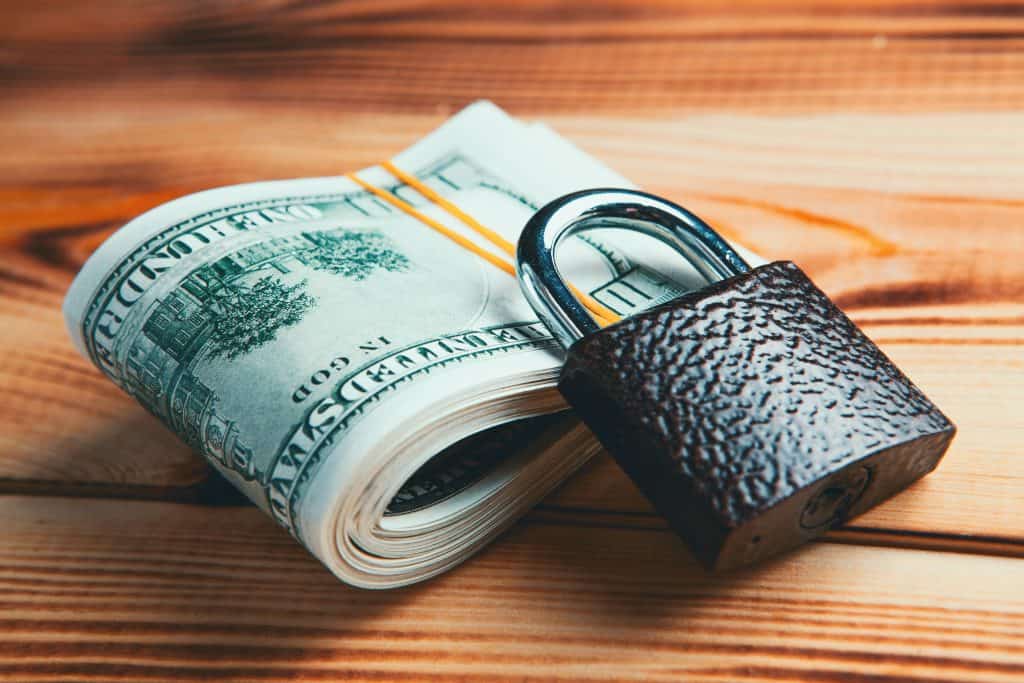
xmin=118 ymin=232 xmax=316 ymax=482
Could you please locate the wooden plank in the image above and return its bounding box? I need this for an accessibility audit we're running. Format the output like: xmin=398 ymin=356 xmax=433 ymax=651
xmin=1 ymin=495 xmax=1023 ymax=682
xmin=4 ymin=1 xmax=1024 ymax=114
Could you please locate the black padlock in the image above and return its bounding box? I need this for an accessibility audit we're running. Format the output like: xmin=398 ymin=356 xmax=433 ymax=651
xmin=517 ymin=189 xmax=955 ymax=570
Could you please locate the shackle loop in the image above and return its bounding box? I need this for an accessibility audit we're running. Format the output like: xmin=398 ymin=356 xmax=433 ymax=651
xmin=516 ymin=188 xmax=751 ymax=350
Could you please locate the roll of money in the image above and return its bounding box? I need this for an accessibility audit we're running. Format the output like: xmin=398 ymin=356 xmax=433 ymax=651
xmin=63 ymin=102 xmax=763 ymax=587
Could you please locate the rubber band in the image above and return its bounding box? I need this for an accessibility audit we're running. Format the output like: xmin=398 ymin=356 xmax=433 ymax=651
xmin=345 ymin=172 xmax=517 ymax=277
xmin=377 ymin=163 xmax=619 ymax=326
xmin=382 ymin=161 xmax=516 ymax=256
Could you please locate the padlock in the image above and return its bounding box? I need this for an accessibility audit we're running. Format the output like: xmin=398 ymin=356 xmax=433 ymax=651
xmin=517 ymin=189 xmax=956 ymax=570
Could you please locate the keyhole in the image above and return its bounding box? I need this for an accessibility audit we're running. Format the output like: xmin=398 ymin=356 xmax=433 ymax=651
xmin=800 ymin=467 xmax=872 ymax=530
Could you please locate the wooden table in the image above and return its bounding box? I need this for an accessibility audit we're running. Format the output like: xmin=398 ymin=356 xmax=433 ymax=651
xmin=2 ymin=1 xmax=1022 ymax=680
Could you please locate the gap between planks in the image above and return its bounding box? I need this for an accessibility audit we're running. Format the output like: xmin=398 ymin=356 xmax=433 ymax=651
xmin=1 ymin=489 xmax=1021 ymax=562
xmin=530 ymin=505 xmax=1024 ymax=561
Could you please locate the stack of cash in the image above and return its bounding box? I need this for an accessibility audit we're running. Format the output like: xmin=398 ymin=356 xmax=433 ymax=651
xmin=64 ymin=102 xmax=761 ymax=588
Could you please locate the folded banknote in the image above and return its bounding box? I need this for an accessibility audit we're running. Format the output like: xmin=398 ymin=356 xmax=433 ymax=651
xmin=64 ymin=102 xmax=761 ymax=588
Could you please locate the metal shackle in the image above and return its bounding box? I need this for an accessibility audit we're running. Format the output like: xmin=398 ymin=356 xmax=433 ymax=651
xmin=516 ymin=188 xmax=752 ymax=350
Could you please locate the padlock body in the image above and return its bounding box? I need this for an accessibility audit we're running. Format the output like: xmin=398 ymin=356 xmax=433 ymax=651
xmin=559 ymin=261 xmax=955 ymax=570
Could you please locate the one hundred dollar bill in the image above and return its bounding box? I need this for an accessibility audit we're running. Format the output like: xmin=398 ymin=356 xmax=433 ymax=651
xmin=64 ymin=102 xmax=759 ymax=587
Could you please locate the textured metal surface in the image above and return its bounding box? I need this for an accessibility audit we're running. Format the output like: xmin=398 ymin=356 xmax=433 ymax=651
xmin=559 ymin=261 xmax=956 ymax=570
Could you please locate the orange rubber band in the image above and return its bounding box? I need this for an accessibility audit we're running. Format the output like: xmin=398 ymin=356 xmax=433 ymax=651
xmin=345 ymin=172 xmax=517 ymax=277
xmin=379 ymin=162 xmax=619 ymax=326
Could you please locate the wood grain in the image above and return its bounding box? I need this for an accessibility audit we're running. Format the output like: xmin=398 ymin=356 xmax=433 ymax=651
xmin=2 ymin=495 xmax=1024 ymax=682
xmin=1 ymin=0 xmax=1023 ymax=678
xmin=5 ymin=0 xmax=1024 ymax=114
